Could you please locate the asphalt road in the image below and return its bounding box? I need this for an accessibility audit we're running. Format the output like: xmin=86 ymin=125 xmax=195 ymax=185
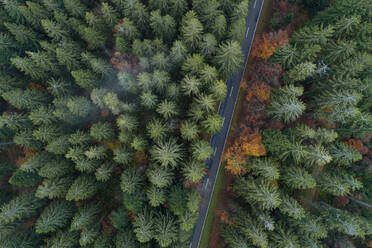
xmin=189 ymin=0 xmax=265 ymax=247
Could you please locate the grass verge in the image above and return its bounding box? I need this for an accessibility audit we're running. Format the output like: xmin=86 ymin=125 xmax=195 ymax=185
xmin=199 ymin=164 xmax=225 ymax=248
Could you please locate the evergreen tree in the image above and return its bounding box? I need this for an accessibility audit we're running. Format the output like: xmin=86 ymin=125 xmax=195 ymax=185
xmin=234 ymin=177 xmax=281 ymax=210
xmin=209 ymin=14 xmax=227 ymax=41
xmin=281 ymin=166 xmax=316 ymax=190
xmin=170 ymin=40 xmax=187 ymax=67
xmin=247 ymin=158 xmax=280 ymax=181
xmin=328 ymin=142 xmax=362 ymax=166
xmin=215 ymin=40 xmax=244 ymax=79
xmin=147 ymin=119 xmax=168 ymax=141
xmin=181 ymin=75 xmax=201 ymax=96
xmin=267 ymin=84 xmax=305 ymax=123
xmin=120 ymin=168 xmax=143 ymax=194
xmin=70 ymin=203 xmax=100 ymax=231
xmin=46 ymin=230 xmax=80 ymax=248
xmin=41 ymin=19 xmax=70 ymax=40
xmin=187 ymin=190 xmax=202 ymax=213
xmin=234 ymin=210 xmax=269 ymax=248
xmin=35 ymin=200 xmax=75 ymax=234
xmin=181 ymin=11 xmax=203 ymax=51
xmin=168 ymin=185 xmax=188 ymax=216
xmin=270 ymin=224 xmax=301 ymax=248
xmin=20 ymin=151 xmax=53 ymax=173
xmin=190 ymin=140 xmax=213 ymax=161
xmin=147 ymin=166 xmax=173 ymax=188
xmin=63 ymin=0 xmax=88 ymax=18
xmin=95 ymin=162 xmax=115 ymax=182
xmin=4 ymin=22 xmax=40 ymax=48
xmin=156 ymin=100 xmax=178 ymax=119
xmin=179 ymin=211 xmax=198 ymax=232
xmin=151 ymin=52 xmax=170 ymax=71
xmin=201 ymin=113 xmax=223 ymax=134
xmin=195 ymin=93 xmax=216 ymax=112
xmin=316 ymin=170 xmax=362 ymax=196
xmin=279 ymin=194 xmax=305 ymax=220
xmin=66 ymin=175 xmax=99 ymax=201
xmin=79 ymin=223 xmax=100 ymax=246
xmin=101 ymin=2 xmax=118 ymax=28
xmin=47 ymin=78 xmax=75 ymax=97
xmin=182 ymin=160 xmax=206 ymax=183
xmin=150 ymin=10 xmax=176 ymax=41
xmin=150 ymin=138 xmax=183 ymax=168
xmin=270 ymin=43 xmax=299 ymax=69
xmin=9 ymin=169 xmax=40 ymax=187
xmin=109 ymin=207 xmax=130 ymax=231
xmin=291 ymin=24 xmax=334 ymax=46
xmin=180 ymin=121 xmax=199 ymax=141
xmin=209 ymin=80 xmax=227 ymax=101
xmin=2 ymin=88 xmax=50 ymax=110
xmin=154 ymin=212 xmax=178 ymax=247
xmin=200 ymin=33 xmax=217 ymax=57
xmin=66 ymin=96 xmax=95 ymax=118
xmin=45 ymin=135 xmax=71 ymax=155
xmin=285 ymin=62 xmax=316 ymax=83
xmin=115 ymin=17 xmax=139 ymax=41
xmin=116 ymin=114 xmax=139 ymax=132
xmin=90 ymin=122 xmax=115 ymax=142
xmin=36 ymin=177 xmax=74 ymax=199
xmin=71 ymin=69 xmax=99 ymax=91
xmin=13 ymin=129 xmax=42 ymax=149
xmin=113 ymin=146 xmax=133 ymax=165
xmin=146 ymin=185 xmax=166 ymax=207
xmin=182 ymin=54 xmax=205 ymax=76
xmin=133 ymin=209 xmax=155 ymax=243
xmin=0 ymin=191 xmax=46 ymax=225
xmin=33 ymin=125 xmax=62 ymax=143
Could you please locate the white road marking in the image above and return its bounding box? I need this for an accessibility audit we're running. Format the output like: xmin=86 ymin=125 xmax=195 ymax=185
xmin=213 ymin=147 xmax=217 ymax=156
xmin=254 ymin=0 xmax=257 ymax=8
xmin=204 ymin=179 xmax=210 ymax=190
xmin=245 ymin=27 xmax=250 ymax=38
xmin=221 ymin=117 xmax=225 ymax=126
xmin=230 ymin=86 xmax=234 ymax=96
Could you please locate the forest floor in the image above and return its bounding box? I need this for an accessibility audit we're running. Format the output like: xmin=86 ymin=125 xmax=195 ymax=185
xmin=201 ymin=0 xmax=275 ymax=247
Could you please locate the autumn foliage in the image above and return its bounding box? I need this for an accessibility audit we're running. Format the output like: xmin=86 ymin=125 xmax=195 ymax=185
xmin=224 ymin=134 xmax=266 ymax=176
xmin=251 ymin=30 xmax=289 ymax=60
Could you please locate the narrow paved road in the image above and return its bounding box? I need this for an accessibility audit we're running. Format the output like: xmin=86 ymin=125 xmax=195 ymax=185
xmin=190 ymin=0 xmax=265 ymax=247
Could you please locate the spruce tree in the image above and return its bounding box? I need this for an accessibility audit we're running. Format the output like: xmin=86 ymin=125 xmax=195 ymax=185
xmin=36 ymin=177 xmax=74 ymax=199
xmin=66 ymin=175 xmax=99 ymax=201
xmin=133 ymin=209 xmax=155 ymax=243
xmin=35 ymin=200 xmax=75 ymax=234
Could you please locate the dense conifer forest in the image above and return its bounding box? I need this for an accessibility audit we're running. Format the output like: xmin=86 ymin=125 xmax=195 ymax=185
xmin=0 ymin=0 xmax=250 ymax=247
xmin=221 ymin=0 xmax=372 ymax=247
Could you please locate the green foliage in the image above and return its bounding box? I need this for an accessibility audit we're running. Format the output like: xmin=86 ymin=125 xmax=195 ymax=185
xmin=168 ymin=185 xmax=188 ymax=216
xmin=146 ymin=185 xmax=166 ymax=207
xmin=246 ymin=158 xmax=280 ymax=181
xmin=328 ymin=142 xmax=362 ymax=166
xmin=109 ymin=207 xmax=130 ymax=231
xmin=150 ymin=138 xmax=184 ymax=168
xmin=182 ymin=160 xmax=206 ymax=183
xmin=133 ymin=209 xmax=155 ymax=243
xmin=281 ymin=167 xmax=316 ymax=190
xmin=36 ymin=177 xmax=74 ymax=199
xmin=9 ymin=168 xmax=40 ymax=187
xmin=35 ymin=200 xmax=75 ymax=234
xmin=201 ymin=113 xmax=223 ymax=134
xmin=279 ymin=194 xmax=305 ymax=220
xmin=71 ymin=70 xmax=99 ymax=91
xmin=79 ymin=223 xmax=100 ymax=246
xmin=147 ymin=119 xmax=167 ymax=141
xmin=0 ymin=191 xmax=46 ymax=225
xmin=2 ymin=88 xmax=50 ymax=110
xmin=190 ymin=140 xmax=213 ymax=161
xmin=147 ymin=166 xmax=173 ymax=188
xmin=21 ymin=151 xmax=53 ymax=173
xmin=267 ymin=84 xmax=305 ymax=123
xmin=66 ymin=175 xmax=99 ymax=201
xmin=70 ymin=203 xmax=100 ymax=231
xmin=215 ymin=40 xmax=244 ymax=79
xmin=181 ymin=11 xmax=203 ymax=51
xmin=234 ymin=177 xmax=281 ymax=210
xmin=154 ymin=212 xmax=178 ymax=247
xmin=120 ymin=168 xmax=143 ymax=194
xmin=180 ymin=121 xmax=199 ymax=141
